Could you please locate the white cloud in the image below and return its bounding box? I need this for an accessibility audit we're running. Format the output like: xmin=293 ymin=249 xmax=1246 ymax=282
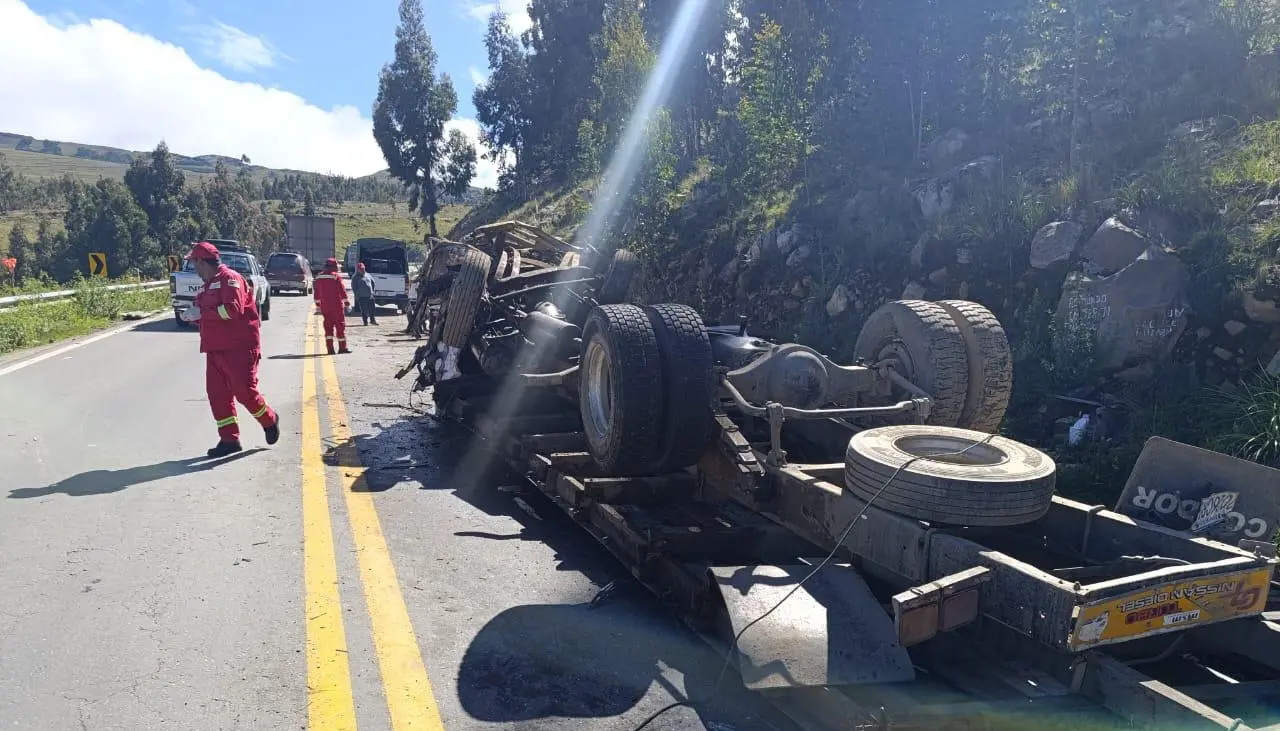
xmin=468 ymin=65 xmax=487 ymax=86
xmin=0 ymin=0 xmax=502 ymax=188
xmin=463 ymin=0 xmax=532 ymax=36
xmin=194 ymin=20 xmax=281 ymax=73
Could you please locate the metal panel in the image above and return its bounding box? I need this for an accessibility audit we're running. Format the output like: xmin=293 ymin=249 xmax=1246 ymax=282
xmin=1116 ymin=436 xmax=1280 ymax=545
xmin=710 ymin=564 xmax=915 ymax=690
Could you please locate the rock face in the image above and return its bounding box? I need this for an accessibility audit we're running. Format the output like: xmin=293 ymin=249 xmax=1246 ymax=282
xmin=786 ymin=243 xmax=814 ymax=268
xmin=926 ymin=128 xmax=970 ymax=169
xmin=913 ymin=178 xmax=954 ymax=219
xmin=1080 ymin=217 xmax=1152 ymax=275
xmin=826 ymin=284 xmax=850 ymax=318
xmin=1244 ymin=291 xmax=1280 ymax=324
xmin=1054 ymin=247 xmax=1191 ymax=371
xmin=902 ymin=281 xmax=926 ymax=300
xmin=1030 ymin=221 xmax=1084 ymax=269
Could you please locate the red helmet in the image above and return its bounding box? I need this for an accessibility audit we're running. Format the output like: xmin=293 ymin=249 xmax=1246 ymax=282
xmin=325 ymin=257 xmax=339 ymax=270
xmin=186 ymin=242 xmax=220 ymax=261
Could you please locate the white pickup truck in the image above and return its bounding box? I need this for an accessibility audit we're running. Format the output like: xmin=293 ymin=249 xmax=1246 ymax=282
xmin=170 ymin=241 xmax=272 ymax=327
xmin=344 ymin=238 xmax=409 ymax=313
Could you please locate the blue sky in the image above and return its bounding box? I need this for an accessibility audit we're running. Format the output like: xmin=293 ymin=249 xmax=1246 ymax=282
xmin=0 ymin=0 xmax=528 ymax=185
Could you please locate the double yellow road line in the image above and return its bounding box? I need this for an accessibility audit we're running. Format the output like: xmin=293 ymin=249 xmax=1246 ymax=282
xmin=300 ymin=315 xmax=445 ymax=731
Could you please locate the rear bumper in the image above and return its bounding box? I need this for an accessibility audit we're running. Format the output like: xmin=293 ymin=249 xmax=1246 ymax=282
xmin=372 ymin=294 xmax=408 ymax=307
xmin=268 ymin=278 xmax=308 ymax=290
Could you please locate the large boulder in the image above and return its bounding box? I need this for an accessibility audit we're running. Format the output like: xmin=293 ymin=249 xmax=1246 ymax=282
xmin=926 ymin=128 xmax=970 ymax=170
xmin=1054 ymin=247 xmax=1191 ymax=371
xmin=1244 ymin=291 xmax=1280 ymax=324
xmin=1030 ymin=221 xmax=1084 ymax=269
xmin=1080 ymin=217 xmax=1151 ymax=275
xmin=912 ymin=178 xmax=954 ymax=219
xmin=826 ymin=284 xmax=850 ymax=318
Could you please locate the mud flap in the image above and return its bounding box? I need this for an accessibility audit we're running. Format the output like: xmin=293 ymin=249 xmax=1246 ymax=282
xmin=708 ymin=564 xmax=914 ymax=690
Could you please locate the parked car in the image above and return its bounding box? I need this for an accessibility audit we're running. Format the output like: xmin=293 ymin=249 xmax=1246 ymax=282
xmin=170 ymin=241 xmax=271 ymax=327
xmin=265 ymin=251 xmax=314 ymax=295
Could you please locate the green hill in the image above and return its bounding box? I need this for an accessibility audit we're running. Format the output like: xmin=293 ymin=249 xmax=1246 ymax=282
xmin=0 ymin=131 xmax=486 ymax=204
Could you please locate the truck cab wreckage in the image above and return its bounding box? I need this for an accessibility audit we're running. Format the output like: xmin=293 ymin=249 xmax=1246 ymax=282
xmin=400 ymin=221 xmax=1280 ymax=731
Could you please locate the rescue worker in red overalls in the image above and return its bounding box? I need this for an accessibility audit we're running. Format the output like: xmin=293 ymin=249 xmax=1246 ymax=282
xmin=313 ymin=258 xmax=351 ymax=355
xmin=185 ymin=242 xmax=280 ymax=458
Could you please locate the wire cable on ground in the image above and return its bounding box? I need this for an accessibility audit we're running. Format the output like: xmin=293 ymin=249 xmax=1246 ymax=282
xmin=630 ymin=432 xmax=1001 ymax=731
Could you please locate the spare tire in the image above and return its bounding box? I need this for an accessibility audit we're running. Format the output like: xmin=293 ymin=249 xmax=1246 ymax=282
xmin=598 ymin=249 xmax=638 ymax=305
xmin=441 ymin=247 xmax=491 ymax=348
xmin=645 ymin=304 xmax=716 ymax=472
xmin=936 ymin=300 xmax=1013 ymax=434
xmin=853 ymin=300 xmax=969 ymax=427
xmin=844 ymin=425 xmax=1056 ymax=527
xmin=579 ymin=304 xmax=666 ymax=475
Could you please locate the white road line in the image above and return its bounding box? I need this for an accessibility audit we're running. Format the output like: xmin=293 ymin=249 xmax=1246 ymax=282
xmin=0 ymin=312 xmax=169 ymax=379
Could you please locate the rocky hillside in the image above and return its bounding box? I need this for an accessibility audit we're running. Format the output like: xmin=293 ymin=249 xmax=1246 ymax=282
xmin=454 ymin=0 xmax=1280 ymax=497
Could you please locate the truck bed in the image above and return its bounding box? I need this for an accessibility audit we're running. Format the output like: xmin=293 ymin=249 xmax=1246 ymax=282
xmin=430 ymin=377 xmax=1280 ymax=731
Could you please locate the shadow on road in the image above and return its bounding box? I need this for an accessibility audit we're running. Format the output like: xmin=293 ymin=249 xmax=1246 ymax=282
xmin=8 ymin=449 xmax=264 ymax=499
xmin=130 ymin=319 xmax=189 ymax=334
xmin=268 ymin=353 xmax=323 ymax=360
xmin=457 ymin=601 xmax=793 ymax=729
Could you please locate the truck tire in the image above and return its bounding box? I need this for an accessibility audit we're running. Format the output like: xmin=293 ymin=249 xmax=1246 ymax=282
xmin=441 ymin=247 xmax=491 ymax=348
xmin=597 ymin=249 xmax=638 ymax=305
xmin=261 ymin=295 xmax=271 ymax=322
xmin=579 ymin=304 xmax=666 ymax=475
xmin=853 ymin=300 xmax=969 ymax=427
xmin=936 ymin=300 xmax=1012 ymax=434
xmin=646 ymin=304 xmax=716 ymax=472
xmin=174 ymin=311 xmax=188 ymax=328
xmin=844 ymin=425 xmax=1057 ymax=527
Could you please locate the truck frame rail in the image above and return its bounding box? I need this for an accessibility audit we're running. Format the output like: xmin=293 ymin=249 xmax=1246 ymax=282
xmin=434 ymin=376 xmax=1280 ymax=731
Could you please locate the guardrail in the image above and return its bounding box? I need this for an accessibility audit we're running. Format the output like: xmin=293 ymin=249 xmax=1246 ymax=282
xmin=0 ymin=281 xmax=168 ymax=310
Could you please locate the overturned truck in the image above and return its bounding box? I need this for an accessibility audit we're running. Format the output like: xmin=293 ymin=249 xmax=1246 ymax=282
xmin=400 ymin=221 xmax=1280 ymax=731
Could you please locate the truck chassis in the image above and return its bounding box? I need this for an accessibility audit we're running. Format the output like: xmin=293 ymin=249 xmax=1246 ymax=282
xmin=405 ymin=222 xmax=1280 ymax=731
xmin=428 ymin=370 xmax=1280 ymax=731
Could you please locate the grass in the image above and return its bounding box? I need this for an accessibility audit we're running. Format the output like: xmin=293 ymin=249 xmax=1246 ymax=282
xmin=0 ymin=148 xmax=135 ymax=183
xmin=0 ymin=279 xmax=168 ymax=355
xmin=0 ymin=211 xmax=65 ymax=253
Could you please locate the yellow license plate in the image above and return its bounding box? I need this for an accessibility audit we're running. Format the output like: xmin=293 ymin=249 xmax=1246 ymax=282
xmin=1069 ymin=566 xmax=1273 ymax=651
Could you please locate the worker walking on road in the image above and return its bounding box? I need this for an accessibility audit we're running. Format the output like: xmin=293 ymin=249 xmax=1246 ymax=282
xmin=351 ymin=262 xmax=378 ymax=326
xmin=313 ymin=258 xmax=351 ymax=354
xmin=183 ymin=242 xmax=280 ymax=458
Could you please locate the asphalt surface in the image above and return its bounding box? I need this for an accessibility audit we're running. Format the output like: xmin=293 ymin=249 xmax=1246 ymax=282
xmin=0 ymin=294 xmax=794 ymax=731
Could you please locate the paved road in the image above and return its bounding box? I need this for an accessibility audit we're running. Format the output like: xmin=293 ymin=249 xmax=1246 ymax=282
xmin=0 ymin=296 xmax=793 ymax=731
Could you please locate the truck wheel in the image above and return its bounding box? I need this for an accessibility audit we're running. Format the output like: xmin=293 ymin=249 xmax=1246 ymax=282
xmin=174 ymin=311 xmax=188 ymax=328
xmin=853 ymin=300 xmax=969 ymax=428
xmin=579 ymin=304 xmax=666 ymax=475
xmin=597 ymin=249 xmax=638 ymax=305
xmin=441 ymin=247 xmax=491 ymax=348
xmin=646 ymin=304 xmax=716 ymax=472
xmin=844 ymin=425 xmax=1057 ymax=527
xmin=261 ymin=296 xmax=271 ymax=322
xmin=936 ymin=300 xmax=1012 ymax=434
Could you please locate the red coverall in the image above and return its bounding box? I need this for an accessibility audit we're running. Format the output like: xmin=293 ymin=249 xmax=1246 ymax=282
xmin=313 ymin=268 xmax=349 ymax=354
xmin=195 ymin=263 xmax=278 ymax=443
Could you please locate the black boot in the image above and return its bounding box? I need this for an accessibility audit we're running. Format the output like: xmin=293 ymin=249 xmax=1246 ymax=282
xmin=264 ymin=417 xmax=280 ymax=446
xmin=338 ymin=347 xmax=352 ymax=354
xmin=207 ymin=440 xmax=243 ymax=458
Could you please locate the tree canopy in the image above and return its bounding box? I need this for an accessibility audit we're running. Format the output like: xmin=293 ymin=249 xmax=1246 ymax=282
xmin=373 ymin=0 xmax=477 ymax=235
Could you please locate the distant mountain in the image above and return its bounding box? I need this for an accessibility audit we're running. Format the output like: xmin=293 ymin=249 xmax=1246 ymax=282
xmin=0 ymin=132 xmax=486 ymax=204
